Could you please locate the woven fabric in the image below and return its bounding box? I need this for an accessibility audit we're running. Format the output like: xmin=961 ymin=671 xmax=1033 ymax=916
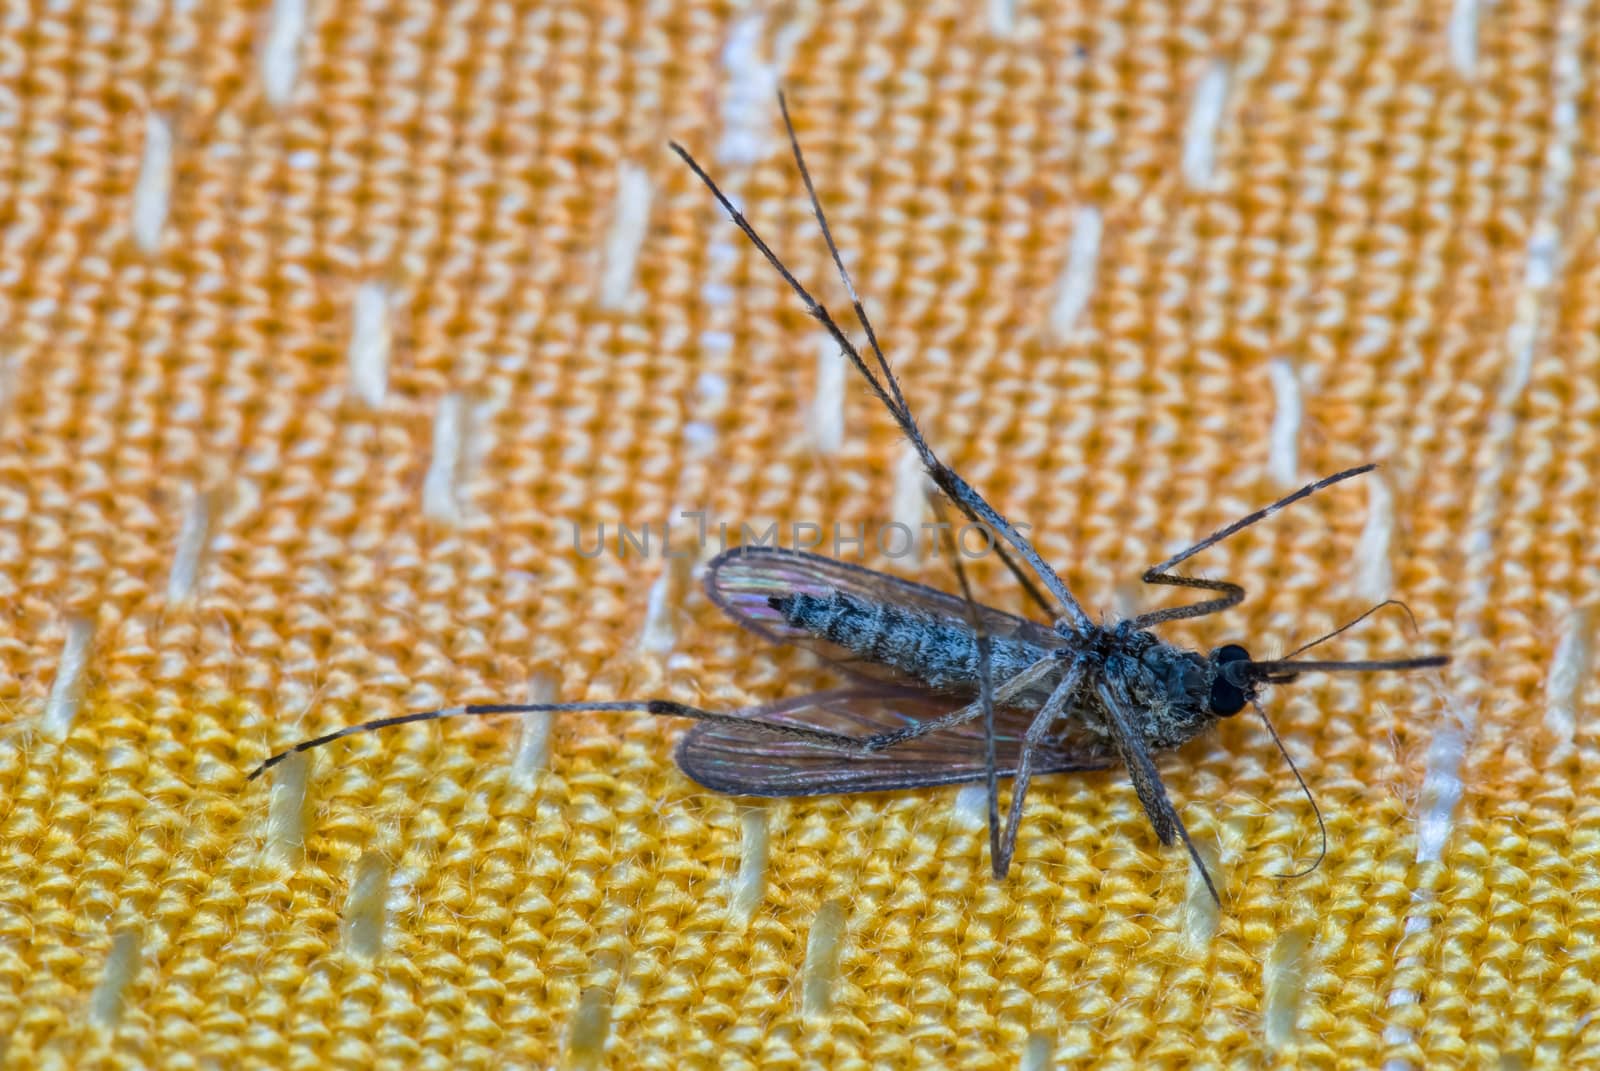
xmin=2 ymin=1 xmax=1596 ymax=1067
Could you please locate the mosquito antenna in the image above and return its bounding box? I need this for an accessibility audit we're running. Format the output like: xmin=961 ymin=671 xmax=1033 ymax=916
xmin=246 ymin=699 xmax=865 ymax=781
xmin=767 ymin=92 xmax=1091 ymax=630
xmin=1251 ymin=697 xmax=1326 ymax=880
xmin=666 ymin=142 xmax=907 ymax=426
xmin=1280 ymin=599 xmax=1420 ymax=661
xmin=776 ymin=91 xmax=910 ymax=422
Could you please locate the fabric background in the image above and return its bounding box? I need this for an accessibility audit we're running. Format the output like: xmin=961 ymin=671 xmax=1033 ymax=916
xmin=1 ymin=1 xmax=1595 ymax=1067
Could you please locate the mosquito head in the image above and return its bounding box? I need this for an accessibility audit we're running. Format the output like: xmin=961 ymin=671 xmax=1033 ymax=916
xmin=1206 ymin=643 xmax=1256 ymax=717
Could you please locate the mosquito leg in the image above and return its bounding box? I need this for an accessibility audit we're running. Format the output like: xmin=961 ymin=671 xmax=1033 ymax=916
xmin=860 ymin=655 xmax=1061 ymax=751
xmin=1095 ymin=675 xmax=1221 ymax=906
xmin=1126 ymin=465 xmax=1376 ymax=629
xmin=247 ymin=698 xmax=870 ymax=781
xmin=992 ymin=657 xmax=1089 ymax=878
xmin=928 ymin=490 xmax=1005 ymax=873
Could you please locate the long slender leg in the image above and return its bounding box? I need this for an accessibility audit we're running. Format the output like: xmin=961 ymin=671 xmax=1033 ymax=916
xmin=1127 ymin=464 xmax=1375 ymax=629
xmin=927 ymin=491 xmax=1006 ymax=873
xmin=992 ymin=657 xmax=1090 ymax=878
xmin=1095 ymin=674 xmax=1221 ymax=905
xmin=860 ymin=655 xmax=1061 ymax=751
xmin=248 ymin=698 xmax=870 ymax=781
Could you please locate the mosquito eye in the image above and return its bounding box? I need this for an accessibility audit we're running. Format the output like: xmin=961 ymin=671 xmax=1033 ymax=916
xmin=1208 ymin=644 xmax=1252 ymax=716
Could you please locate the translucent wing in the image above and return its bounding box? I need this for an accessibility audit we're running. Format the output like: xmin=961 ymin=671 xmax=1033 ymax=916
xmin=705 ymin=545 xmax=1064 ymax=687
xmin=674 ymin=685 xmax=1112 ymax=796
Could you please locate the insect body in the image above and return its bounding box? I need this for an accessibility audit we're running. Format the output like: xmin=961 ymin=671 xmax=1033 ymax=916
xmin=754 ymin=562 xmax=1243 ymax=745
xmin=248 ymin=94 xmax=1448 ymax=906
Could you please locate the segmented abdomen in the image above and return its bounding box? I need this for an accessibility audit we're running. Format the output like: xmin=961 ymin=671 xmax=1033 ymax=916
xmin=770 ymin=590 xmax=1052 ymax=695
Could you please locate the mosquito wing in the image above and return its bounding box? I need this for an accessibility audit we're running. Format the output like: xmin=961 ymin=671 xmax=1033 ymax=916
xmin=674 ymin=685 xmax=1111 ymax=796
xmin=705 ymin=545 xmax=1064 ymax=687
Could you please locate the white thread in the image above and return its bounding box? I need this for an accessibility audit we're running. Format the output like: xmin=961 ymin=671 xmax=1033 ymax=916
xmin=1503 ymin=224 xmax=1558 ymax=403
xmin=0 ymin=350 xmax=17 ymax=432
xmin=1416 ymin=708 xmax=1469 ymax=864
xmin=730 ymin=807 xmax=769 ymax=926
xmin=891 ymin=442 xmax=928 ymax=553
xmin=1545 ymin=610 xmax=1591 ymax=748
xmin=1266 ymin=359 xmax=1301 ymax=488
xmin=131 ymin=113 xmax=173 ymax=253
xmin=1182 ymin=62 xmax=1230 ymax=191
xmin=347 ymin=282 xmax=391 ymax=408
xmin=950 ymin=784 xmax=990 ymax=831
xmin=342 ymin=852 xmax=389 ymax=958
xmin=565 ymin=986 xmax=614 ymax=1071
xmin=1262 ymin=926 xmax=1311 ymax=1048
xmin=683 ymin=420 xmax=717 ymax=456
xmin=1500 ymin=4 xmax=1581 ymax=402
xmin=811 ymin=333 xmax=846 ymax=455
xmin=1047 ymin=205 xmax=1103 ymax=339
xmin=166 ymin=485 xmax=212 ymax=604
xmin=1182 ymin=840 xmax=1220 ymax=950
xmin=1448 ymin=0 xmax=1479 ymax=77
xmin=264 ymin=751 xmax=309 ymax=865
xmin=717 ymin=14 xmax=809 ymax=164
xmin=800 ymin=898 xmax=848 ymax=1019
xmin=1019 ymin=1033 xmax=1053 ymax=1071
xmin=1353 ymin=473 xmax=1395 ymax=603
xmin=639 ymin=570 xmax=677 ymax=654
xmin=699 ymin=329 xmax=734 ymax=355
xmin=88 ymin=929 xmax=142 ymax=1029
xmin=639 ymin=552 xmax=693 ymax=655
xmin=695 ymin=371 xmax=729 ymax=405
xmin=42 ymin=615 xmax=94 ymax=740
xmin=511 ymin=673 xmax=559 ymax=785
xmin=987 ymin=0 xmax=1017 ymax=37
xmin=598 ymin=163 xmax=652 ymax=310
xmin=1454 ymin=3 xmax=1583 ymax=660
xmin=1380 ymin=895 xmax=1436 ymax=1067
xmin=422 ymin=393 xmax=464 ymax=523
xmin=260 ymin=0 xmax=307 ymax=108
xmin=719 ymin=16 xmax=777 ymax=165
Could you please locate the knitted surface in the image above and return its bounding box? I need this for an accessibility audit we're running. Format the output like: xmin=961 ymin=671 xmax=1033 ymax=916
xmin=2 ymin=1 xmax=1596 ymax=1068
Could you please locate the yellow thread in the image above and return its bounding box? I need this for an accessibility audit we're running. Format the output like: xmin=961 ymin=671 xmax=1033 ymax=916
xmin=0 ymin=6 xmax=1583 ymax=1066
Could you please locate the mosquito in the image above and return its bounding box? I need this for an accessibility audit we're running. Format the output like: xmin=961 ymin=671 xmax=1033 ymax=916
xmin=247 ymin=94 xmax=1448 ymax=905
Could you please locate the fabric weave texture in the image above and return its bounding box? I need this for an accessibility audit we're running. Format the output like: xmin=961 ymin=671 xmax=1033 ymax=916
xmin=1 ymin=2 xmax=1595 ymax=1068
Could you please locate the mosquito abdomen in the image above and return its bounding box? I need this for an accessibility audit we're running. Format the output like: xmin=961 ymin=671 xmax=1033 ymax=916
xmin=770 ymin=591 xmax=1051 ymax=696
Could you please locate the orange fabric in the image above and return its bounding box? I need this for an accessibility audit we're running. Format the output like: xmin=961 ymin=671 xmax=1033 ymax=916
xmin=2 ymin=1 xmax=1595 ymax=1067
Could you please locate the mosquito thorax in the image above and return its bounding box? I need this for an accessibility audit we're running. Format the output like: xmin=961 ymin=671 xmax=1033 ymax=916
xmin=1206 ymin=643 xmax=1254 ymax=716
